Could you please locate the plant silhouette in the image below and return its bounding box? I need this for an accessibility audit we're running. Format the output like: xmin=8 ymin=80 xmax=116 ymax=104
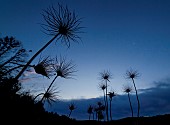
xmin=87 ymin=105 xmax=94 ymax=120
xmin=0 ymin=36 xmax=29 ymax=78
xmin=14 ymin=3 xmax=83 ymax=81
xmin=0 ymin=35 xmax=77 ymax=123
xmin=34 ymin=85 xmax=59 ymax=106
xmin=39 ymin=55 xmax=76 ymax=103
xmin=126 ymin=68 xmax=140 ymax=118
xmin=123 ymin=85 xmax=134 ymax=117
xmin=95 ymin=101 xmax=105 ymax=121
xmin=33 ymin=56 xmax=54 ymax=79
xmin=107 ymin=91 xmax=116 ymax=121
xmin=99 ymin=70 xmax=112 ymax=121
xmin=99 ymin=83 xmax=106 ymax=112
xmin=0 ymin=3 xmax=83 ymax=122
xmin=1 ymin=3 xmax=169 ymax=123
xmin=68 ymin=103 xmax=76 ymax=118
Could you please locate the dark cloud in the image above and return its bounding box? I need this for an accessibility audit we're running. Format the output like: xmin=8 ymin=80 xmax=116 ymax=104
xmin=44 ymin=79 xmax=170 ymax=120
xmin=139 ymin=79 xmax=170 ymax=116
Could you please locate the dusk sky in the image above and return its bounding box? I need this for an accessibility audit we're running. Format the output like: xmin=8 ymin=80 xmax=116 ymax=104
xmin=1 ymin=0 xmax=170 ymax=120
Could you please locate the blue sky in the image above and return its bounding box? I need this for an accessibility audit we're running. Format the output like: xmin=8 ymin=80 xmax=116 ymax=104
xmin=1 ymin=0 xmax=170 ymax=120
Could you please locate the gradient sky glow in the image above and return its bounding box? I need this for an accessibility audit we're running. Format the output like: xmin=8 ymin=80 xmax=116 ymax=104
xmin=1 ymin=0 xmax=170 ymax=102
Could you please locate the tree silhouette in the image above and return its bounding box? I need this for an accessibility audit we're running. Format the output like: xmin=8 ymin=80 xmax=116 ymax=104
xmin=14 ymin=3 xmax=83 ymax=81
xmin=126 ymin=68 xmax=140 ymax=118
xmin=0 ymin=36 xmax=20 ymax=57
xmin=0 ymin=35 xmax=77 ymax=123
xmin=0 ymin=36 xmax=29 ymax=79
xmin=123 ymin=85 xmax=134 ymax=117
xmin=99 ymin=70 xmax=112 ymax=121
xmin=0 ymin=3 xmax=86 ymax=124
xmin=0 ymin=36 xmax=29 ymax=120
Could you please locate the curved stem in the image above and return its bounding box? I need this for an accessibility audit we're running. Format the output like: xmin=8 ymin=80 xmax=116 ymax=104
xmin=103 ymin=89 xmax=106 ymax=121
xmin=89 ymin=113 xmax=91 ymax=120
xmin=40 ymin=75 xmax=58 ymax=102
xmin=68 ymin=110 xmax=72 ymax=117
xmin=15 ymin=34 xmax=59 ymax=80
xmin=93 ymin=112 xmax=94 ymax=120
xmin=132 ymin=78 xmax=140 ymax=118
xmin=33 ymin=93 xmax=44 ymax=101
xmin=128 ymin=92 xmax=134 ymax=117
xmin=105 ymin=80 xmax=109 ymax=121
xmin=103 ymin=90 xmax=106 ymax=109
xmin=46 ymin=75 xmax=58 ymax=93
xmin=96 ymin=111 xmax=98 ymax=120
xmin=110 ymin=99 xmax=112 ymax=121
xmin=103 ymin=90 xmax=106 ymax=103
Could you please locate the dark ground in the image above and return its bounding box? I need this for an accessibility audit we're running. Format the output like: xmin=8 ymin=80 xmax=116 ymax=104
xmin=57 ymin=114 xmax=170 ymax=125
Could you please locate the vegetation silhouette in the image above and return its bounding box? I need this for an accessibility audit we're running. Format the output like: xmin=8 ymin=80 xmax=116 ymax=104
xmin=107 ymin=90 xmax=116 ymax=121
xmin=126 ymin=68 xmax=140 ymax=118
xmin=35 ymin=85 xmax=60 ymax=106
xmin=68 ymin=103 xmax=76 ymax=118
xmin=123 ymin=85 xmax=134 ymax=117
xmin=99 ymin=70 xmax=112 ymax=121
xmin=0 ymin=35 xmax=76 ymax=124
xmin=33 ymin=56 xmax=54 ymax=79
xmin=99 ymin=83 xmax=107 ymax=112
xmin=0 ymin=36 xmax=170 ymax=124
xmin=95 ymin=101 xmax=105 ymax=121
xmin=14 ymin=3 xmax=83 ymax=81
xmin=126 ymin=68 xmax=141 ymax=125
xmin=87 ymin=104 xmax=94 ymax=120
xmin=0 ymin=36 xmax=29 ymax=79
xmin=39 ymin=55 xmax=76 ymax=103
xmin=1 ymin=2 xmax=170 ymax=125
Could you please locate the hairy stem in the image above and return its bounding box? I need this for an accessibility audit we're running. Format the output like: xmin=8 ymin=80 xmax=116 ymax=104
xmin=109 ymin=99 xmax=112 ymax=121
xmin=105 ymin=80 xmax=109 ymax=121
xmin=40 ymin=75 xmax=58 ymax=102
xmin=132 ymin=78 xmax=140 ymax=118
xmin=15 ymin=34 xmax=59 ymax=80
xmin=128 ymin=92 xmax=134 ymax=117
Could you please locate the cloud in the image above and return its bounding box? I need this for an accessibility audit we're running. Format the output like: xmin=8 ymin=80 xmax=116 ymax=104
xmin=44 ymin=78 xmax=170 ymax=120
xmin=19 ymin=68 xmax=40 ymax=83
xmin=139 ymin=79 xmax=170 ymax=116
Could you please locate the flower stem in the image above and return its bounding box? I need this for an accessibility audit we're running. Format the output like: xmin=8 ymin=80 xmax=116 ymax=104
xmin=105 ymin=80 xmax=109 ymax=121
xmin=109 ymin=99 xmax=112 ymax=121
xmin=132 ymin=78 xmax=140 ymax=118
xmin=40 ymin=75 xmax=58 ymax=102
xmin=15 ymin=33 xmax=59 ymax=80
xmin=127 ymin=92 xmax=134 ymax=117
